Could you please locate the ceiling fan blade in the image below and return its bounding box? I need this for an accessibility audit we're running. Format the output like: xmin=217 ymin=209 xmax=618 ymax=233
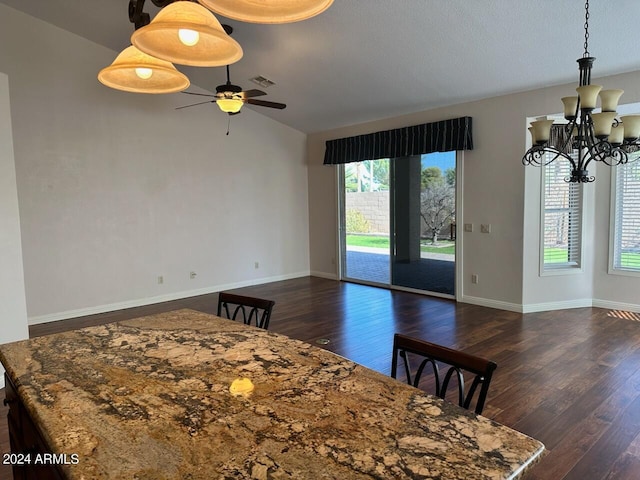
xmin=246 ymin=99 xmax=287 ymax=110
xmin=181 ymin=91 xmax=217 ymax=98
xmin=175 ymin=100 xmax=216 ymax=110
xmin=240 ymin=89 xmax=267 ymax=99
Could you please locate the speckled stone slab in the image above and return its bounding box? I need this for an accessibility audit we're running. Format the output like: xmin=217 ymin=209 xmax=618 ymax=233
xmin=0 ymin=309 xmax=544 ymax=479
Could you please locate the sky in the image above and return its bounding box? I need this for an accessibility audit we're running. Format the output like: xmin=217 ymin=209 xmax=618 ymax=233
xmin=421 ymin=151 xmax=455 ymax=172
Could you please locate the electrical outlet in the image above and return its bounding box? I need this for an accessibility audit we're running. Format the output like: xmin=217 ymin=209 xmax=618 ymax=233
xmin=190 ymin=271 xmax=197 ymax=279
xmin=471 ymin=274 xmax=479 ymax=284
xmin=157 ymin=275 xmax=164 ymax=284
xmin=254 ymin=262 xmax=259 ymax=269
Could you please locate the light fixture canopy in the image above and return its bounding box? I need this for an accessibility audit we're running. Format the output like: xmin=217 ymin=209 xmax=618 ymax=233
xmin=197 ymin=0 xmax=333 ymax=24
xmin=131 ymin=1 xmax=243 ymax=67
xmin=98 ymin=45 xmax=190 ymax=94
xmin=522 ymin=0 xmax=640 ymax=183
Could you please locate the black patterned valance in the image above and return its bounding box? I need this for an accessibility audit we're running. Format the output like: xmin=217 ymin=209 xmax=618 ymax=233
xmin=323 ymin=116 xmax=473 ymax=165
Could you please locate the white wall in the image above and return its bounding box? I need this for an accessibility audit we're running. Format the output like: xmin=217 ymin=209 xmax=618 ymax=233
xmin=0 ymin=72 xmax=29 ymax=386
xmin=308 ymin=70 xmax=640 ymax=312
xmin=0 ymin=5 xmax=310 ymax=323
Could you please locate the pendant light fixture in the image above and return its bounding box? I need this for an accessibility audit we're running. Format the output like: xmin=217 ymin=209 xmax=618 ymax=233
xmin=131 ymin=1 xmax=243 ymax=67
xmin=197 ymin=0 xmax=333 ymax=24
xmin=523 ymin=0 xmax=640 ymax=183
xmin=98 ymin=45 xmax=190 ymax=94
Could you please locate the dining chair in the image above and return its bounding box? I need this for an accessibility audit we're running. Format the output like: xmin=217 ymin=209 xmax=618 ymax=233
xmin=390 ymin=333 xmax=497 ymax=415
xmin=216 ymin=292 xmax=275 ymax=330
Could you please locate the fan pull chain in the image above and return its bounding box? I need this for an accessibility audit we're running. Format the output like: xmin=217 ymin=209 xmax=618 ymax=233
xmin=226 ymin=115 xmax=231 ymax=135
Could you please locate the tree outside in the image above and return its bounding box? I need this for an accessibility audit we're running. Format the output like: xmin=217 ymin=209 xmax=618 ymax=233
xmin=420 ymin=166 xmax=455 ymax=244
xmin=345 ymin=160 xmax=389 ymax=192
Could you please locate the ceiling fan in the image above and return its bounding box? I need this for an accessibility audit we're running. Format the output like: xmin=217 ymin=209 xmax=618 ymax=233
xmin=177 ymin=65 xmax=287 ymax=115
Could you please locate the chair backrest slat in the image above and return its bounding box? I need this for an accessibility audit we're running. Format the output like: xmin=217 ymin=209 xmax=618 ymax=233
xmin=391 ymin=333 xmax=497 ymax=415
xmin=217 ymin=292 xmax=275 ymax=330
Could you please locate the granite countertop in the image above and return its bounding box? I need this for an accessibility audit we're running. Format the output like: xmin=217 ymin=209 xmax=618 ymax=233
xmin=0 ymin=309 xmax=544 ymax=479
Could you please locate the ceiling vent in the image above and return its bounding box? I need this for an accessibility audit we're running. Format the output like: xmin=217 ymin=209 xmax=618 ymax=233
xmin=249 ymin=75 xmax=275 ymax=88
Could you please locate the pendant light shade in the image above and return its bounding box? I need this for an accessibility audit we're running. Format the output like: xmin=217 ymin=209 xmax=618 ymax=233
xmin=197 ymin=0 xmax=333 ymax=24
xmin=98 ymin=45 xmax=190 ymax=94
xmin=131 ymin=1 xmax=243 ymax=67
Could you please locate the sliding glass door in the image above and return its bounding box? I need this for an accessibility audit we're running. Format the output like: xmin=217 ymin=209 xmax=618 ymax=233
xmin=341 ymin=159 xmax=390 ymax=284
xmin=340 ymin=153 xmax=457 ymax=297
xmin=391 ymin=152 xmax=456 ymax=295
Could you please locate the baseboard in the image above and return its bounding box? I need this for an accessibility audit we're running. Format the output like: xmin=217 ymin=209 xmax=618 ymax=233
xmin=520 ymin=298 xmax=593 ymax=313
xmin=592 ymin=298 xmax=640 ymax=313
xmin=310 ymin=270 xmax=338 ymax=280
xmin=458 ymin=295 xmax=523 ymax=313
xmin=462 ymin=295 xmax=594 ymax=313
xmin=28 ymin=271 xmax=310 ymax=326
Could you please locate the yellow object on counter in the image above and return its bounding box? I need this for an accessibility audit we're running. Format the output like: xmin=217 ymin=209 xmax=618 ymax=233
xmin=229 ymin=377 xmax=254 ymax=397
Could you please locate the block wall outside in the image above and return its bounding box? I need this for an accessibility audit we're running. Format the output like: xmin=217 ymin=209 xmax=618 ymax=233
xmin=345 ymin=191 xmax=455 ymax=240
xmin=345 ymin=191 xmax=390 ymax=234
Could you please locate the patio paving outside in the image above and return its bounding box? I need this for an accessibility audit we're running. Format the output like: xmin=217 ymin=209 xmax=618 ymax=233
xmin=345 ymin=246 xmax=455 ymax=295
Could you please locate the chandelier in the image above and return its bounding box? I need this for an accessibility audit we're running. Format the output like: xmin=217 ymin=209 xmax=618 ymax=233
xmin=522 ymin=0 xmax=640 ymax=183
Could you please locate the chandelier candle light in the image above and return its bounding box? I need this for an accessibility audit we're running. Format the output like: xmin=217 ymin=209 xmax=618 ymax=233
xmin=523 ymin=0 xmax=640 ymax=183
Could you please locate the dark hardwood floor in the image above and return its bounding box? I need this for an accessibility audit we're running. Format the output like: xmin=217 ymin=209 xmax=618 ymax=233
xmin=2 ymin=276 xmax=640 ymax=479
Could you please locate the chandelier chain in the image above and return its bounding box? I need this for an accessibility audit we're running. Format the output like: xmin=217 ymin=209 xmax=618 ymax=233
xmin=583 ymin=0 xmax=590 ymax=57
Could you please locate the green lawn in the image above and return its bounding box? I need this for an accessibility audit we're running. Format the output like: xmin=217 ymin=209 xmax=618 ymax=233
xmin=346 ymin=234 xmax=455 ymax=255
xmin=544 ymin=247 xmax=571 ymax=264
xmin=346 ymin=235 xmax=390 ymax=248
xmin=545 ymin=247 xmax=640 ymax=267
xmin=620 ymin=252 xmax=640 ymax=268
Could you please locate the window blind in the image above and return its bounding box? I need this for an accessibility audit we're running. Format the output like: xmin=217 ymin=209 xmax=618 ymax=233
xmin=613 ymin=159 xmax=640 ymax=271
xmin=542 ymin=152 xmax=582 ymax=270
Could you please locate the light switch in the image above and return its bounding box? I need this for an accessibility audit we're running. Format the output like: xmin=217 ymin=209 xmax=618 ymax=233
xmin=481 ymin=224 xmax=491 ymax=234
xmin=464 ymin=223 xmax=473 ymax=232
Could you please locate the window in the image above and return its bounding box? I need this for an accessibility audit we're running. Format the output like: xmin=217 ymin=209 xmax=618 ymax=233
xmin=541 ymin=153 xmax=583 ymax=273
xmin=610 ymin=157 xmax=640 ymax=274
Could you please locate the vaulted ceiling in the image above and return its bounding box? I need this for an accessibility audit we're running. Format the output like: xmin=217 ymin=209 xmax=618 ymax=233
xmin=2 ymin=0 xmax=640 ymax=133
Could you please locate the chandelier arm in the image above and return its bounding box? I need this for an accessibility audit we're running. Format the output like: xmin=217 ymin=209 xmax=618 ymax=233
xmin=522 ymin=146 xmax=573 ymax=168
xmin=585 ymin=113 xmax=598 ymax=148
xmin=558 ymin=117 xmax=578 ymax=153
xmin=589 ymin=142 xmax=629 ymax=167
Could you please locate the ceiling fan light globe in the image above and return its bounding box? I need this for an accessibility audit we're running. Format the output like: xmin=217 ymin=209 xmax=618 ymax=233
xmin=217 ymin=98 xmax=243 ymax=113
